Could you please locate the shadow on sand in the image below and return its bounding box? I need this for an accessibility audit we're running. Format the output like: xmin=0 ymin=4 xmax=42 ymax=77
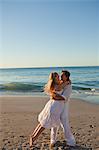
xmin=31 ymin=141 xmax=92 ymax=150
xmin=2 ymin=141 xmax=92 ymax=150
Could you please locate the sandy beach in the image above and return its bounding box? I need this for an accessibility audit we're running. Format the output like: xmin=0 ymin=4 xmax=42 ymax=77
xmin=0 ymin=96 xmax=99 ymax=150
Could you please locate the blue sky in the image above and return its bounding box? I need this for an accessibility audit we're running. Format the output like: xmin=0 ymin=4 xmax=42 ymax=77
xmin=0 ymin=0 xmax=99 ymax=68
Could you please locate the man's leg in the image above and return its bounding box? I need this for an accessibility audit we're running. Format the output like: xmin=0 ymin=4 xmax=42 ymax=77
xmin=60 ymin=103 xmax=76 ymax=146
xmin=50 ymin=127 xmax=58 ymax=144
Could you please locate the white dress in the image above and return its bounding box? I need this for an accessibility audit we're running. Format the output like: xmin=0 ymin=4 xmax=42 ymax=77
xmin=38 ymin=90 xmax=65 ymax=129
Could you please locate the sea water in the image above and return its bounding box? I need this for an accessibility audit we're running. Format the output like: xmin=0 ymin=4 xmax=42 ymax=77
xmin=0 ymin=66 xmax=99 ymax=104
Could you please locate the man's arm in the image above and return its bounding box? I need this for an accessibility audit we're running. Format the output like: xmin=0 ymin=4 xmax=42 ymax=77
xmin=51 ymin=84 xmax=72 ymax=101
xmin=51 ymin=92 xmax=65 ymax=101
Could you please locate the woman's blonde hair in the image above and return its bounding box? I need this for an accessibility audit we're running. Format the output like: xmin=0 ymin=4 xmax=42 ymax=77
xmin=44 ymin=72 xmax=58 ymax=93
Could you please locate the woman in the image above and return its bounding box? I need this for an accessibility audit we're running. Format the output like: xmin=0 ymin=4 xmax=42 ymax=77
xmin=30 ymin=72 xmax=69 ymax=147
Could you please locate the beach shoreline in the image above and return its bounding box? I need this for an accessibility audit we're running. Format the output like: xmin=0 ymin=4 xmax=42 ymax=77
xmin=0 ymin=96 xmax=99 ymax=149
xmin=0 ymin=94 xmax=99 ymax=105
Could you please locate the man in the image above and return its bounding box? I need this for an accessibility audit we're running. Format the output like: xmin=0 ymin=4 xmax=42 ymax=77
xmin=50 ymin=70 xmax=76 ymax=147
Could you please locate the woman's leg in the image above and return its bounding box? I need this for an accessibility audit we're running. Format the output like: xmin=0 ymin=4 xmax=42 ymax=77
xmin=32 ymin=125 xmax=45 ymax=141
xmin=30 ymin=123 xmax=41 ymax=137
xmin=30 ymin=123 xmax=45 ymax=147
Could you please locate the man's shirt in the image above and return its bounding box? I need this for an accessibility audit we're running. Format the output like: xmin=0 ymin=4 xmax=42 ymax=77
xmin=61 ymin=84 xmax=72 ymax=101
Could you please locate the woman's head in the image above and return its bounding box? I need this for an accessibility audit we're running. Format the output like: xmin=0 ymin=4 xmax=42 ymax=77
xmin=49 ymin=72 xmax=60 ymax=84
xmin=44 ymin=72 xmax=60 ymax=93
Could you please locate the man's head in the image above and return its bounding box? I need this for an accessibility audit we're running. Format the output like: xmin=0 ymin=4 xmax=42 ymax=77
xmin=61 ymin=70 xmax=70 ymax=82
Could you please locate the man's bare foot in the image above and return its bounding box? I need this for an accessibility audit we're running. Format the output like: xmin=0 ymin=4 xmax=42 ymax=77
xmin=50 ymin=142 xmax=56 ymax=149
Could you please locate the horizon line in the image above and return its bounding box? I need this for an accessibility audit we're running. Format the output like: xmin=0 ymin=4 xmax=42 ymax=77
xmin=0 ymin=65 xmax=99 ymax=69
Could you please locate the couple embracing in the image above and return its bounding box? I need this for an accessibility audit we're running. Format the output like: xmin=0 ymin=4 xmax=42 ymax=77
xmin=30 ymin=70 xmax=76 ymax=148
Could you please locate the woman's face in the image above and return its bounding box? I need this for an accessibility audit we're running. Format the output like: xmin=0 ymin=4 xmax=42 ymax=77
xmin=54 ymin=74 xmax=60 ymax=84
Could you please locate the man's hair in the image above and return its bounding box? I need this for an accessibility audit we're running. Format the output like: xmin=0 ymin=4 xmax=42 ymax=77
xmin=62 ymin=70 xmax=70 ymax=77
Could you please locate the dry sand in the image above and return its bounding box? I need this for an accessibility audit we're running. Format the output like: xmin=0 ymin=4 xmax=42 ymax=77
xmin=0 ymin=96 xmax=99 ymax=150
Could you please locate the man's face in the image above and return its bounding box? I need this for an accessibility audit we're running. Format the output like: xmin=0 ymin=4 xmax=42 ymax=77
xmin=61 ymin=72 xmax=67 ymax=82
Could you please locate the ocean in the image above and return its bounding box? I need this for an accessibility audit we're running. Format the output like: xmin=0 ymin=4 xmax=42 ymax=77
xmin=0 ymin=66 xmax=99 ymax=104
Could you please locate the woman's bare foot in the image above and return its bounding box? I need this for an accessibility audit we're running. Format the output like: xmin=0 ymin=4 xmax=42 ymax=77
xmin=30 ymin=136 xmax=33 ymax=148
xmin=30 ymin=135 xmax=37 ymax=148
